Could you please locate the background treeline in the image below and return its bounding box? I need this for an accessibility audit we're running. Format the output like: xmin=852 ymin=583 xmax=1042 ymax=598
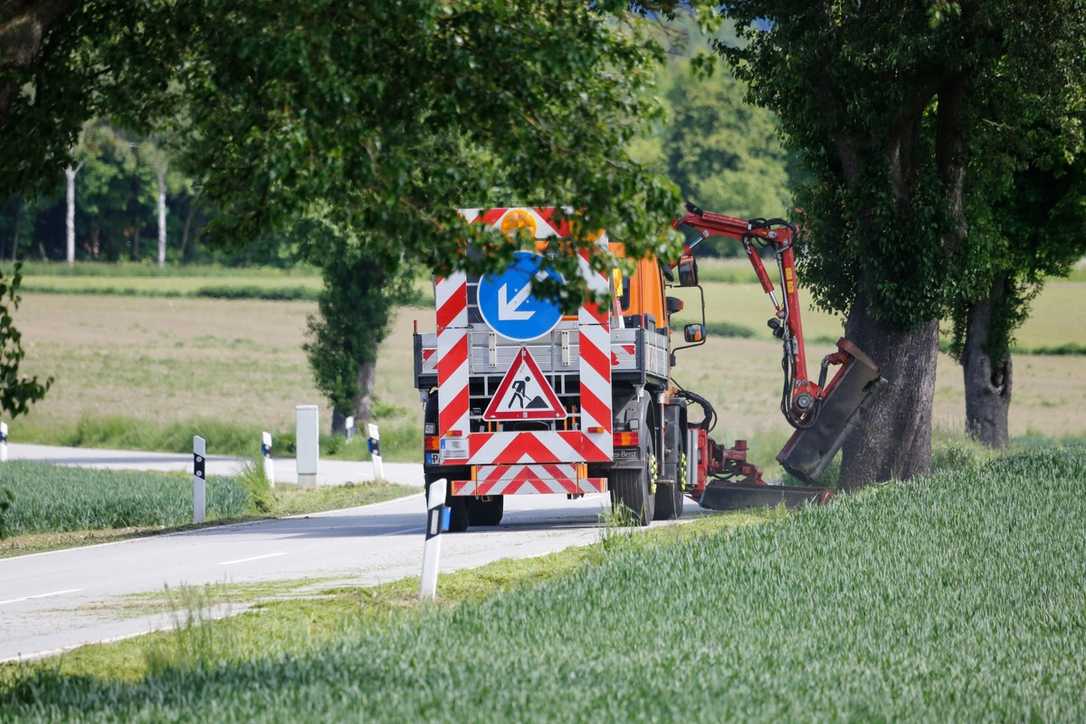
xmin=0 ymin=121 xmax=292 ymax=267
xmin=3 ymin=24 xmax=800 ymax=264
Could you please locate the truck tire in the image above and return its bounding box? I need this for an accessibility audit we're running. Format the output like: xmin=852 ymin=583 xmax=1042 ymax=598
xmin=468 ymin=496 xmax=504 ymax=526
xmin=425 ymin=474 xmax=470 ymax=533
xmin=654 ymin=448 xmax=686 ymax=520
xmin=608 ymin=426 xmax=656 ymax=526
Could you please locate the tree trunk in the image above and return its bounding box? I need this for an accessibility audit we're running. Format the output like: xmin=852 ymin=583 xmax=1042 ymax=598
xmin=156 ymin=168 xmax=167 ymax=267
xmin=180 ymin=196 xmax=196 ymax=260
xmin=838 ymin=290 xmax=940 ymax=488
xmin=961 ymin=282 xmax=1012 ymax=448
xmin=330 ymin=359 xmax=376 ymax=436
xmin=65 ymin=165 xmax=77 ymax=265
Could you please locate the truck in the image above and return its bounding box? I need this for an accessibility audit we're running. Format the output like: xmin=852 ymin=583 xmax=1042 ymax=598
xmin=412 ymin=205 xmax=883 ymax=531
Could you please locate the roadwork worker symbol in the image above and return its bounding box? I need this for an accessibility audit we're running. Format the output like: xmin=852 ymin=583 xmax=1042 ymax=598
xmin=483 ymin=347 xmax=566 ymax=421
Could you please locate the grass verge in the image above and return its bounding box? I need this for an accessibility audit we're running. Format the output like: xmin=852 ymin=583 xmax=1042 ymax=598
xmin=3 ymin=445 xmax=1083 ymax=720
xmin=0 ymin=510 xmax=766 ymax=686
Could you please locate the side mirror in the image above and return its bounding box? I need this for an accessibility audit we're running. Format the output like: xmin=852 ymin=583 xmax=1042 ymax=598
xmin=678 ymin=255 xmax=699 ymax=287
xmin=666 ymin=296 xmax=684 ymax=316
xmin=683 ymin=323 xmax=705 ymax=344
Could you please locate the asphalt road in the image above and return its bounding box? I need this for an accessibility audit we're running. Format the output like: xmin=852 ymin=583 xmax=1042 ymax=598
xmin=8 ymin=443 xmax=426 ymax=487
xmin=0 ymin=490 xmax=707 ymax=662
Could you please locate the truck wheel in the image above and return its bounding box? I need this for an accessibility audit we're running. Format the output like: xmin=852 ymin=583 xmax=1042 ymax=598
xmin=653 ymin=447 xmax=685 ymax=520
xmin=468 ymin=496 xmax=504 ymax=526
xmin=425 ymin=474 xmax=470 ymax=533
xmin=608 ymin=430 xmax=656 ymax=526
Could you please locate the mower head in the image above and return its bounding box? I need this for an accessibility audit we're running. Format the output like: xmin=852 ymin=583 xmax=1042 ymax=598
xmin=776 ymin=339 xmax=885 ymax=484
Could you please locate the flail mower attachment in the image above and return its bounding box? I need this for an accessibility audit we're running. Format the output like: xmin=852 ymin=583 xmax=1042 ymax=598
xmin=776 ymin=338 xmax=885 ymax=484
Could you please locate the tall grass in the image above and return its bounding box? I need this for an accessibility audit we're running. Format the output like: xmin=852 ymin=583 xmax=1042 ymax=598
xmin=0 ymin=463 xmax=248 ymax=535
xmin=4 ymin=445 xmax=1084 ymax=720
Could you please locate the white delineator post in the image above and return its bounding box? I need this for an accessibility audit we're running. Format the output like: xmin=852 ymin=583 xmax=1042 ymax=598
xmin=192 ymin=435 xmax=206 ymax=524
xmin=367 ymin=423 xmax=384 ymax=480
xmin=420 ymin=478 xmax=448 ymax=601
xmin=296 ymin=405 xmax=319 ymax=489
xmin=261 ymin=431 xmax=275 ymax=486
xmin=0 ymin=422 xmax=8 ymax=462
xmin=345 ymin=416 xmax=355 ymax=442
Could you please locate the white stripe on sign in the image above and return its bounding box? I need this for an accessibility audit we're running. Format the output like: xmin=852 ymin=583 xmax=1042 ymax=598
xmin=217 ymin=552 xmax=287 ymax=566
xmin=0 ymin=588 xmax=84 ymax=606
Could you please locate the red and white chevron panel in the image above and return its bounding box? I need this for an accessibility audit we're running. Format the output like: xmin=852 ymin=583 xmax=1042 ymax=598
xmin=435 ymin=271 xmax=469 ymax=453
xmin=467 ymin=431 xmax=611 ymax=464
xmin=450 ymin=466 xmax=607 ymax=496
xmin=611 ymin=343 xmax=637 ymax=368
xmin=577 ymin=247 xmax=613 ymax=459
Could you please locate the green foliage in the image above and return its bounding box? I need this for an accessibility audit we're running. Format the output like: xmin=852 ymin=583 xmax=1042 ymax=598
xmin=713 ymin=3 xmax=1086 ymax=332
xmin=0 ymin=487 xmax=13 ymax=539
xmin=5 ymin=446 xmax=1086 ymax=719
xmin=162 ymin=0 xmax=680 ymax=305
xmin=0 ymin=263 xmax=51 ymax=416
xmin=303 ymin=238 xmax=409 ymax=426
xmin=0 ymin=463 xmax=248 ymax=536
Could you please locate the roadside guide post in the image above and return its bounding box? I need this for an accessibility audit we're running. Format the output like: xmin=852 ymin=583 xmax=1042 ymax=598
xmin=345 ymin=416 xmax=355 ymax=441
xmin=367 ymin=422 xmax=384 ymax=480
xmin=261 ymin=431 xmax=275 ymax=486
xmin=420 ymin=478 xmax=450 ymax=600
xmin=296 ymin=405 xmax=319 ymax=489
xmin=0 ymin=422 xmax=7 ymax=462
xmin=192 ymin=435 xmax=206 ymax=524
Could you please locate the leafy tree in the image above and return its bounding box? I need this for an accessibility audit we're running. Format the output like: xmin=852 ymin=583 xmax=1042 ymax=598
xmin=712 ymin=1 xmax=1086 ymax=486
xmin=951 ymin=155 xmax=1086 ymax=447
xmin=0 ymin=263 xmax=51 ymax=416
xmin=303 ymin=231 xmax=414 ymax=432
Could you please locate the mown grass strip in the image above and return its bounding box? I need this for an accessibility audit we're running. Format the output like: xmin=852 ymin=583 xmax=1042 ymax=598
xmin=3 ymin=446 xmax=1082 ymax=721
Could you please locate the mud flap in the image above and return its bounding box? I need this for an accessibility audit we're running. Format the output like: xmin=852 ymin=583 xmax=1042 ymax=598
xmin=699 ymin=483 xmax=830 ymax=511
xmin=776 ymin=342 xmax=885 ymax=484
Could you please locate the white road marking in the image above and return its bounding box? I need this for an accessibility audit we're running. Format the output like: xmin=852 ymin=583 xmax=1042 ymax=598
xmin=379 ymin=525 xmax=422 ymax=537
xmin=217 ymin=552 xmax=287 ymax=566
xmin=0 ymin=588 xmax=83 ymax=607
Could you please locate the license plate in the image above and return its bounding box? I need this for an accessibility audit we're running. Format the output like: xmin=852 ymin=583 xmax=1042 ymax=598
xmin=440 ymin=437 xmax=468 ymax=462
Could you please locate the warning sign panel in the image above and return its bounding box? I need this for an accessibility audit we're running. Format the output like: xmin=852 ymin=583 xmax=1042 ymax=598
xmin=483 ymin=347 xmax=566 ymax=421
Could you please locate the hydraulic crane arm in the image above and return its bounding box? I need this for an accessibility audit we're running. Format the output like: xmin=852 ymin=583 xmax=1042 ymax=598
xmin=672 ymin=202 xmax=885 ymax=483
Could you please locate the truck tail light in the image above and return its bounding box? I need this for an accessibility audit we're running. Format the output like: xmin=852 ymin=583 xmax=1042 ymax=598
xmin=424 ymin=436 xmax=440 ymax=451
xmin=587 ymin=426 xmax=605 ymax=434
xmin=613 ymin=431 xmax=639 ymax=447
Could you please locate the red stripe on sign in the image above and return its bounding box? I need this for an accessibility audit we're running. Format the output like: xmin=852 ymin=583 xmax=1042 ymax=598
xmin=579 ymin=388 xmax=613 ymax=433
xmin=468 ymin=432 xmax=493 ymax=456
xmin=439 ymin=387 xmax=468 ymax=436
xmin=451 ymin=481 xmax=473 ymax=496
xmin=623 ymin=345 xmax=635 ymax=355
xmin=436 ymin=336 xmax=468 ymax=381
xmin=529 ymin=477 xmax=553 ymax=494
xmin=540 ymin=463 xmax=572 ymax=485
xmin=579 ymin=334 xmax=612 ymax=383
xmin=422 ymin=349 xmax=435 ymax=360
xmin=558 ymin=431 xmax=611 ymax=462
xmin=478 ymin=208 xmax=507 ymax=225
xmin=435 ymin=286 xmax=466 ymax=332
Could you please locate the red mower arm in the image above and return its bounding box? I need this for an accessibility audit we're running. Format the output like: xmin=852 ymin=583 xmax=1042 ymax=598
xmin=672 ymin=203 xmax=826 ymax=427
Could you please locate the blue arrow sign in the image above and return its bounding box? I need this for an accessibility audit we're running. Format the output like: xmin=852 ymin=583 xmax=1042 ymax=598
xmin=477 ymin=251 xmax=564 ymax=341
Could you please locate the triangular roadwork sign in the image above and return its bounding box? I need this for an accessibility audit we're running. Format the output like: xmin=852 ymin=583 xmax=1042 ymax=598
xmin=483 ymin=347 xmax=566 ymax=421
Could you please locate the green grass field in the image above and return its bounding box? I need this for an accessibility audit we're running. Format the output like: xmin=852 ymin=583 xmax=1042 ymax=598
xmin=0 ymin=463 xmax=248 ymax=536
xmin=3 ymin=444 xmax=1083 ymax=720
xmin=0 ymin=462 xmax=414 ymax=556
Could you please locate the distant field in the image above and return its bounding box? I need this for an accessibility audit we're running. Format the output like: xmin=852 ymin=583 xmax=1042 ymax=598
xmin=12 ymin=279 xmax=1086 ymax=467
